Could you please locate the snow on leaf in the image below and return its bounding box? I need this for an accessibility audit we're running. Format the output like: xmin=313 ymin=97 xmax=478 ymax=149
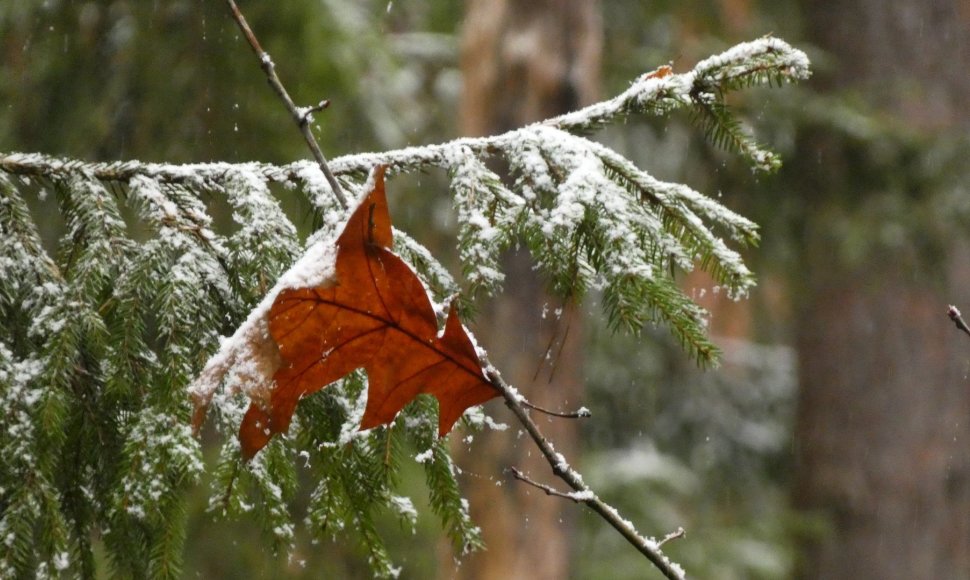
xmin=238 ymin=167 xmax=498 ymax=458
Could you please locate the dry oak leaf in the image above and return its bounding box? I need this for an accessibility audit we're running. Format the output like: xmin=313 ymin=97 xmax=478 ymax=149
xmin=240 ymin=167 xmax=498 ymax=458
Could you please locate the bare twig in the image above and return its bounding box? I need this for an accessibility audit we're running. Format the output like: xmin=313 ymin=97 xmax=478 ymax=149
xmin=948 ymin=305 xmax=970 ymax=338
xmin=520 ymin=398 xmax=591 ymax=419
xmin=509 ymin=467 xmax=589 ymax=503
xmin=224 ymin=0 xmax=347 ymax=209
xmin=658 ymin=527 xmax=686 ymax=547
xmin=486 ymin=368 xmax=685 ymax=580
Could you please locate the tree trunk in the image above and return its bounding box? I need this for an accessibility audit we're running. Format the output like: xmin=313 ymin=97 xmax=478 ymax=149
xmin=793 ymin=1 xmax=970 ymax=577
xmin=441 ymin=2 xmax=601 ymax=578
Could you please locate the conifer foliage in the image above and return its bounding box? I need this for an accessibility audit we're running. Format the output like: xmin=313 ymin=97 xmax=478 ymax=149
xmin=0 ymin=37 xmax=808 ymax=578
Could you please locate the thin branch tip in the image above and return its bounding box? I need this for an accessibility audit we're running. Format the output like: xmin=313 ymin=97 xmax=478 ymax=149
xmin=658 ymin=527 xmax=686 ymax=547
xmin=947 ymin=304 xmax=970 ymax=338
xmin=520 ymin=398 xmax=592 ymax=419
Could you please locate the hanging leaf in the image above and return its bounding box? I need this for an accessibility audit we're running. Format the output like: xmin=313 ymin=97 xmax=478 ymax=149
xmin=239 ymin=167 xmax=498 ymax=458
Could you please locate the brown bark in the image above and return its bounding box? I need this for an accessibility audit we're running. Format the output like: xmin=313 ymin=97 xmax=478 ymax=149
xmin=806 ymin=0 xmax=970 ymax=130
xmin=440 ymin=1 xmax=601 ymax=578
xmin=460 ymin=0 xmax=601 ymax=138
xmin=793 ymin=1 xmax=970 ymax=577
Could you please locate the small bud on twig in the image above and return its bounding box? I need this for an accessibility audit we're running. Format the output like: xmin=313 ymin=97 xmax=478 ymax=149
xmin=948 ymin=304 xmax=970 ymax=338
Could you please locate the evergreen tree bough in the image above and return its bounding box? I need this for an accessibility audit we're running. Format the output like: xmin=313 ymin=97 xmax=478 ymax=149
xmin=0 ymin=37 xmax=809 ymax=578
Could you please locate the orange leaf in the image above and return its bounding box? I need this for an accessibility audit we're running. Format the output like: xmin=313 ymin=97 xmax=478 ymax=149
xmin=240 ymin=167 xmax=498 ymax=458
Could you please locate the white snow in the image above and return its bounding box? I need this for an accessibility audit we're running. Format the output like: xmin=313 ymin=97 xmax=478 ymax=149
xmin=337 ymin=378 xmax=369 ymax=445
xmin=186 ymin=205 xmax=342 ymax=407
xmin=567 ymin=489 xmax=595 ymax=501
xmin=53 ymin=552 xmax=70 ymax=572
xmin=693 ymin=36 xmax=811 ymax=84
xmin=389 ymin=495 xmax=418 ymax=524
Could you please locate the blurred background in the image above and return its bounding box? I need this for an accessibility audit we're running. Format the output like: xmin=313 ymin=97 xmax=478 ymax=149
xmin=2 ymin=0 xmax=969 ymax=578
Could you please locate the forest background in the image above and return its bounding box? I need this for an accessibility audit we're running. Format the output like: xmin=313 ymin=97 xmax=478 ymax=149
xmin=2 ymin=0 xmax=969 ymax=578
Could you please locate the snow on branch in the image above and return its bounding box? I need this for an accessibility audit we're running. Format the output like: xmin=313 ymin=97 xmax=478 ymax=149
xmin=0 ymin=37 xmax=809 ymax=184
xmin=0 ymin=38 xmax=809 ymax=371
xmin=692 ymin=36 xmax=810 ymax=87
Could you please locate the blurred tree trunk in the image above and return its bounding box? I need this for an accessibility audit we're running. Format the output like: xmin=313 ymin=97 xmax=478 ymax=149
xmin=440 ymin=1 xmax=601 ymax=578
xmin=793 ymin=1 xmax=970 ymax=578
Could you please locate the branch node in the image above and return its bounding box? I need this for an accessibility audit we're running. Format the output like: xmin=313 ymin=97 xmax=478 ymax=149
xmin=299 ymin=100 xmax=331 ymax=125
xmin=551 ymin=463 xmax=565 ymax=477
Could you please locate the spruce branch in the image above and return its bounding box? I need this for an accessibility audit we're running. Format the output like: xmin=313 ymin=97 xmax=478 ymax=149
xmin=0 ymin=37 xmax=809 ymax=185
xmin=0 ymin=38 xmax=806 ymax=370
xmin=0 ymin=23 xmax=811 ymax=576
xmin=684 ymin=37 xmax=810 ymax=173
